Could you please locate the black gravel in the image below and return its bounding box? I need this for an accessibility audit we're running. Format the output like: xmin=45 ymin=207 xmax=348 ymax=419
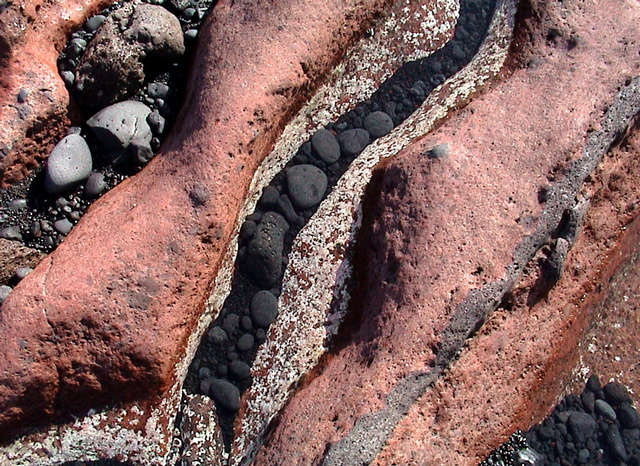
xmin=481 ymin=376 xmax=640 ymax=466
xmin=184 ymin=0 xmax=497 ymax=448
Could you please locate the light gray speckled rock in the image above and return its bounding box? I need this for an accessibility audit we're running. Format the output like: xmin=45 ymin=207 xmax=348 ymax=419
xmin=44 ymin=134 xmax=92 ymax=194
xmin=87 ymin=101 xmax=152 ymax=152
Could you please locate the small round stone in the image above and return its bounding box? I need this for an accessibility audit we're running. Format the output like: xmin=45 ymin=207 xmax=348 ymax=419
xmin=0 ymin=285 xmax=12 ymax=304
xmin=198 ymin=366 xmax=211 ymax=379
xmin=183 ymin=7 xmax=195 ymax=19
xmin=70 ymin=38 xmax=87 ymax=55
xmin=44 ymin=134 xmax=93 ymax=194
xmin=250 ymin=290 xmax=278 ymax=328
xmin=31 ymin=221 xmax=41 ymax=238
xmin=222 ymin=313 xmax=240 ymax=335
xmin=428 ymin=143 xmax=450 ymax=159
xmin=311 ymin=128 xmax=340 ymax=163
xmin=259 ymin=186 xmax=279 ymax=209
xmin=85 ymin=172 xmax=106 ymax=196
xmin=14 ymin=267 xmax=33 ymax=281
xmin=363 ymin=111 xmax=393 ymax=138
xmin=0 ymin=226 xmax=22 ymax=241
xmin=286 ymin=164 xmax=328 ymax=209
xmin=9 ymin=198 xmax=27 ymax=210
xmin=85 ymin=14 xmax=106 ymax=32
xmin=241 ymin=316 xmax=253 ymax=331
xmin=54 ymin=218 xmax=73 ymax=235
xmin=207 ymin=326 xmax=228 ymax=345
xmin=62 ymin=71 xmax=75 ymax=87
xmin=237 ymin=333 xmax=254 ymax=352
xmin=337 ymin=128 xmax=370 ymax=157
xmin=604 ymin=382 xmax=632 ymax=405
xmin=148 ymin=82 xmax=170 ymax=99
xmin=209 ymin=378 xmax=240 ymax=411
xmin=229 ymin=360 xmax=251 ymax=380
xmin=185 ymin=29 xmax=198 ymax=41
xmin=147 ymin=111 xmax=166 ymax=135
xmin=595 ymin=399 xmax=617 ymax=421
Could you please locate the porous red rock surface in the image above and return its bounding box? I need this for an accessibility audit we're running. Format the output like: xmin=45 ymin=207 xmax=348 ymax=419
xmin=0 ymin=0 xmax=108 ymax=186
xmin=253 ymin=0 xmax=640 ymax=464
xmin=0 ymin=0 xmax=391 ymax=440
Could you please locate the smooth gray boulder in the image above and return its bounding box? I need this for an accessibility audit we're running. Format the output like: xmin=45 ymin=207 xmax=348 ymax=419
xmin=44 ymin=134 xmax=92 ymax=194
xmin=87 ymin=101 xmax=152 ymax=152
xmin=286 ymin=164 xmax=328 ymax=209
xmin=125 ymin=4 xmax=185 ymax=58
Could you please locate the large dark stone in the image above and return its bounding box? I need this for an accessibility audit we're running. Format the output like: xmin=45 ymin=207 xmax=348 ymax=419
xmin=311 ymin=128 xmax=341 ymax=163
xmin=244 ymin=212 xmax=289 ymax=288
xmin=208 ymin=378 xmax=240 ymax=411
xmin=286 ymin=164 xmax=328 ymax=209
xmin=337 ymin=128 xmax=370 ymax=156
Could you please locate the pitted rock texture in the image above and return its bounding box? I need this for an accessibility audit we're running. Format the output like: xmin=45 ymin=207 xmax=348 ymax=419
xmin=0 ymin=0 xmax=392 ymax=441
xmin=252 ymin=0 xmax=640 ymax=464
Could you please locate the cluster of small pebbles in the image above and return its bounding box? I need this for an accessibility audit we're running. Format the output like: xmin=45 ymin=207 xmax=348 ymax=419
xmin=482 ymin=375 xmax=640 ymax=465
xmin=0 ymin=0 xmax=217 ymax=298
xmin=185 ymin=0 xmax=496 ymax=446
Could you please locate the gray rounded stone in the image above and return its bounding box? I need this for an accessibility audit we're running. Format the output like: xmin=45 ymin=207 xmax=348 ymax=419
xmin=209 ymin=378 xmax=240 ymax=411
xmin=286 ymin=164 xmax=328 ymax=209
xmin=311 ymin=129 xmax=340 ymax=163
xmin=363 ymin=111 xmax=393 ymax=138
xmin=61 ymin=71 xmax=75 ymax=86
xmin=54 ymin=218 xmax=73 ymax=235
xmin=9 ymin=198 xmax=27 ymax=210
xmin=250 ymin=290 xmax=278 ymax=328
xmin=337 ymin=128 xmax=370 ymax=157
xmin=148 ymin=82 xmax=169 ymax=99
xmin=244 ymin=212 xmax=289 ymax=288
xmin=236 ymin=333 xmax=254 ymax=352
xmin=184 ymin=29 xmax=198 ymax=41
xmin=207 ymin=326 xmax=228 ymax=345
xmin=85 ymin=172 xmax=107 ymax=196
xmin=125 ymin=4 xmax=185 ymax=58
xmin=87 ymin=101 xmax=152 ymax=151
xmin=44 ymin=134 xmax=92 ymax=194
xmin=595 ymin=399 xmax=617 ymax=421
xmin=0 ymin=285 xmax=11 ymax=304
xmin=147 ymin=110 xmax=165 ymax=135
xmin=229 ymin=360 xmax=251 ymax=380
xmin=85 ymin=14 xmax=106 ymax=32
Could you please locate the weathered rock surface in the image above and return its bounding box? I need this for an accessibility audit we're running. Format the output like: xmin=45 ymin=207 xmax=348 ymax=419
xmin=253 ymin=0 xmax=640 ymax=464
xmin=74 ymin=2 xmax=184 ymax=110
xmin=0 ymin=0 xmax=392 ymax=444
xmin=0 ymin=0 xmax=105 ymax=186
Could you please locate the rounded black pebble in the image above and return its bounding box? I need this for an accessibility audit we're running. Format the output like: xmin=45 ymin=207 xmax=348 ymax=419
xmin=586 ymin=374 xmax=602 ymax=392
xmin=250 ymin=290 xmax=277 ymax=328
xmin=604 ymin=382 xmax=632 ymax=405
xmin=222 ymin=314 xmax=240 ymax=336
xmin=595 ymin=399 xmax=617 ymax=421
xmin=311 ymin=128 xmax=341 ymax=163
xmin=607 ymin=425 xmax=629 ymax=461
xmin=229 ymin=360 xmax=251 ymax=380
xmin=241 ymin=316 xmax=252 ymax=332
xmin=207 ymin=326 xmax=228 ymax=345
xmin=208 ymin=378 xmax=240 ymax=411
xmin=337 ymin=128 xmax=370 ymax=157
xmin=618 ymin=403 xmax=640 ymax=428
xmin=259 ymin=186 xmax=279 ymax=209
xmin=286 ymin=164 xmax=328 ymax=209
xmin=237 ymin=333 xmax=254 ymax=351
xmin=568 ymin=412 xmax=596 ymax=443
xmin=363 ymin=111 xmax=393 ymax=138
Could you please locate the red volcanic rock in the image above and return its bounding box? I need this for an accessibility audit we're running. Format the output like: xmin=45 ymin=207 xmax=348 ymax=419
xmin=0 ymin=0 xmax=391 ymax=440
xmin=253 ymin=0 xmax=640 ymax=464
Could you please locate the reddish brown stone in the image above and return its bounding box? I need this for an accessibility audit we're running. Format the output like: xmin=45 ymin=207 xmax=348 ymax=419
xmin=0 ymin=0 xmax=391 ymax=440
xmin=253 ymin=0 xmax=640 ymax=464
